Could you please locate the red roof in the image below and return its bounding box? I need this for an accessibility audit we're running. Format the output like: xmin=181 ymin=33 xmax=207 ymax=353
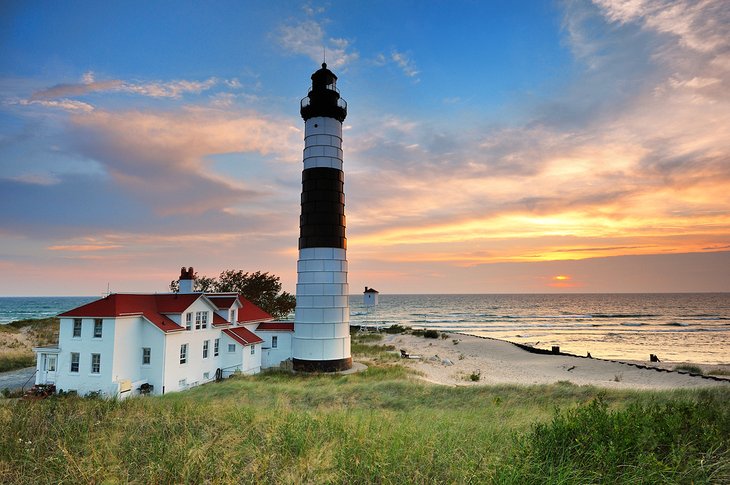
xmin=256 ymin=321 xmax=294 ymax=331
xmin=58 ymin=294 xmax=201 ymax=333
xmin=58 ymin=292 xmax=272 ymax=333
xmin=222 ymin=327 xmax=264 ymax=346
xmin=212 ymin=312 xmax=229 ymax=327
xmin=238 ymin=296 xmax=273 ymax=323
xmin=206 ymin=294 xmax=239 ymax=309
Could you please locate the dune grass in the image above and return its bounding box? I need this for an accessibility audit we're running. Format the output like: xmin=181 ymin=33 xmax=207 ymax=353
xmin=1 ymin=339 xmax=728 ymax=484
xmin=674 ymin=364 xmax=704 ymax=375
xmin=0 ymin=352 xmax=35 ymax=373
xmin=0 ymin=318 xmax=58 ymax=372
xmin=7 ymin=317 xmax=59 ymax=347
xmin=2 ymin=364 xmax=728 ymax=484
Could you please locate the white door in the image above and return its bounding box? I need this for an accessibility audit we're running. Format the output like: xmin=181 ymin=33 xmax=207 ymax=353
xmin=41 ymin=354 xmax=57 ymax=384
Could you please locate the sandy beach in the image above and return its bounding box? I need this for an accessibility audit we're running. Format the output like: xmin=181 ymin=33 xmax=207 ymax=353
xmin=383 ymin=332 xmax=730 ymax=390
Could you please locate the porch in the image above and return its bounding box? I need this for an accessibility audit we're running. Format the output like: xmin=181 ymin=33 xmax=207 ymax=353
xmin=32 ymin=346 xmax=60 ymax=386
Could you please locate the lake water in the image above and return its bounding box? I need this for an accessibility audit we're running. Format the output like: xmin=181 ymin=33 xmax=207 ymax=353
xmin=348 ymin=293 xmax=730 ymax=364
xmin=2 ymin=293 xmax=728 ymax=364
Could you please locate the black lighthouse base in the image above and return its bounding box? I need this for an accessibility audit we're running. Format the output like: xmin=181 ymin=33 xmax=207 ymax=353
xmin=293 ymin=357 xmax=353 ymax=373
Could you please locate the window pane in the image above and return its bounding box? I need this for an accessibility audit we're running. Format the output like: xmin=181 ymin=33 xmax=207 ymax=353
xmin=70 ymin=353 xmax=79 ymax=372
xmin=73 ymin=319 xmax=82 ymax=337
xmin=91 ymin=353 xmax=100 ymax=373
xmin=93 ymin=319 xmax=103 ymax=338
xmin=180 ymin=344 xmax=187 ymax=364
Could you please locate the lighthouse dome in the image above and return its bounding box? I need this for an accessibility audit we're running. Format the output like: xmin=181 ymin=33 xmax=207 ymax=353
xmin=300 ymin=63 xmax=347 ymax=122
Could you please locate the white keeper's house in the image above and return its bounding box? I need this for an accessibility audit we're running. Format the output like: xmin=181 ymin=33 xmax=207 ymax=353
xmin=32 ymin=267 xmax=294 ymax=398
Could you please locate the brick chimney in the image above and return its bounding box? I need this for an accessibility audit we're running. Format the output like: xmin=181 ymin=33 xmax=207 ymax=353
xmin=179 ymin=266 xmax=194 ymax=293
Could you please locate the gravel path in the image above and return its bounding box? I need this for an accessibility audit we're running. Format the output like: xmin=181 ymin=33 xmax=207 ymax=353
xmin=0 ymin=366 xmax=36 ymax=391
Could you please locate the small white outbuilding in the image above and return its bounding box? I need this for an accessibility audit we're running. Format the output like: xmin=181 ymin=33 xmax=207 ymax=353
xmin=363 ymin=287 xmax=379 ymax=307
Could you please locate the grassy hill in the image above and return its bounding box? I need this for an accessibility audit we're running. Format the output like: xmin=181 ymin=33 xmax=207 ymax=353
xmin=0 ymin=317 xmax=58 ymax=372
xmin=1 ymin=336 xmax=728 ymax=484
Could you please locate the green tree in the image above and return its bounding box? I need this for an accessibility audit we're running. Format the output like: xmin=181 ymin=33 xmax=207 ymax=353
xmin=170 ymin=270 xmax=295 ymax=319
xmin=168 ymin=273 xmax=216 ymax=293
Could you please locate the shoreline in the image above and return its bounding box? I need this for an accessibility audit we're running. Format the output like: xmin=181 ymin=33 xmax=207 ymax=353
xmin=380 ymin=332 xmax=730 ymax=389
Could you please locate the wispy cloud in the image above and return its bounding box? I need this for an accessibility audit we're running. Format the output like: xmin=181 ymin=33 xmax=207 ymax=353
xmin=276 ymin=15 xmax=358 ymax=68
xmin=31 ymin=71 xmax=225 ymax=100
xmin=47 ymin=244 xmax=123 ymax=251
xmin=390 ymin=50 xmax=420 ymax=78
xmin=7 ymin=97 xmax=94 ymax=112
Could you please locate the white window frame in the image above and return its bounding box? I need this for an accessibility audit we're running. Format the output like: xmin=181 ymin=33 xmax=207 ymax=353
xmin=203 ymin=340 xmax=209 ymax=359
xmin=228 ymin=343 xmax=236 ymax=353
xmin=201 ymin=312 xmax=208 ymax=329
xmin=93 ymin=319 xmax=103 ymax=338
xmin=70 ymin=352 xmax=79 ymax=373
xmin=214 ymin=338 xmax=220 ymax=357
xmin=46 ymin=355 xmax=56 ymax=372
xmin=72 ymin=319 xmax=82 ymax=338
xmin=195 ymin=311 xmax=202 ymax=330
xmin=272 ymin=336 xmax=278 ymax=348
xmin=250 ymin=345 xmax=255 ymax=355
xmin=142 ymin=347 xmax=151 ymax=365
xmin=180 ymin=344 xmax=188 ymax=364
xmin=185 ymin=312 xmax=192 ymax=331
xmin=91 ymin=353 xmax=101 ymax=374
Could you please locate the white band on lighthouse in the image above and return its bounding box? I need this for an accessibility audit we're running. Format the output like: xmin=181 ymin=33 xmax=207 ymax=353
xmin=303 ymin=117 xmax=343 ymax=170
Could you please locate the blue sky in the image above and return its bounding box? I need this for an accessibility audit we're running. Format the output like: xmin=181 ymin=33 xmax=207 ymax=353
xmin=1 ymin=0 xmax=729 ymax=295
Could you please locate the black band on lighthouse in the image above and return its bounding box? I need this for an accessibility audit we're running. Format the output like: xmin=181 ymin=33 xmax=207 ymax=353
xmin=299 ymin=167 xmax=346 ymax=250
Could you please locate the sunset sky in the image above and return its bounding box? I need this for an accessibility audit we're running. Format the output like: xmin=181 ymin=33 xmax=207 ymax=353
xmin=1 ymin=0 xmax=729 ymax=296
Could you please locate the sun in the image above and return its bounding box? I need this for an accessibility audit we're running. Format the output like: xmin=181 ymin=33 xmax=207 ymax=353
xmin=549 ymin=274 xmax=577 ymax=288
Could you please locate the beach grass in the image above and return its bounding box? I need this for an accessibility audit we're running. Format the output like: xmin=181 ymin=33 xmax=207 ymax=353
xmin=0 ymin=318 xmax=58 ymax=372
xmin=6 ymin=317 xmax=59 ymax=347
xmin=1 ymin=345 xmax=728 ymax=484
xmin=0 ymin=352 xmax=35 ymax=373
xmin=673 ymin=364 xmax=704 ymax=375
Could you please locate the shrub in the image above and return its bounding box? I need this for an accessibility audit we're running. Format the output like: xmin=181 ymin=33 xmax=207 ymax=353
xmin=1 ymin=387 xmax=23 ymax=398
xmin=503 ymin=394 xmax=730 ymax=483
xmin=707 ymin=368 xmax=730 ymax=376
xmin=411 ymin=329 xmax=425 ymax=337
xmin=674 ymin=364 xmax=703 ymax=375
xmin=423 ymin=330 xmax=439 ymax=339
xmin=353 ymin=333 xmax=383 ymax=343
xmin=383 ymin=324 xmax=409 ymax=334
xmin=469 ymin=371 xmax=481 ymax=382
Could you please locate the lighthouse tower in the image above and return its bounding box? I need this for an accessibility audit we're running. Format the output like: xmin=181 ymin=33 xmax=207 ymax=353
xmin=292 ymin=63 xmax=352 ymax=372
